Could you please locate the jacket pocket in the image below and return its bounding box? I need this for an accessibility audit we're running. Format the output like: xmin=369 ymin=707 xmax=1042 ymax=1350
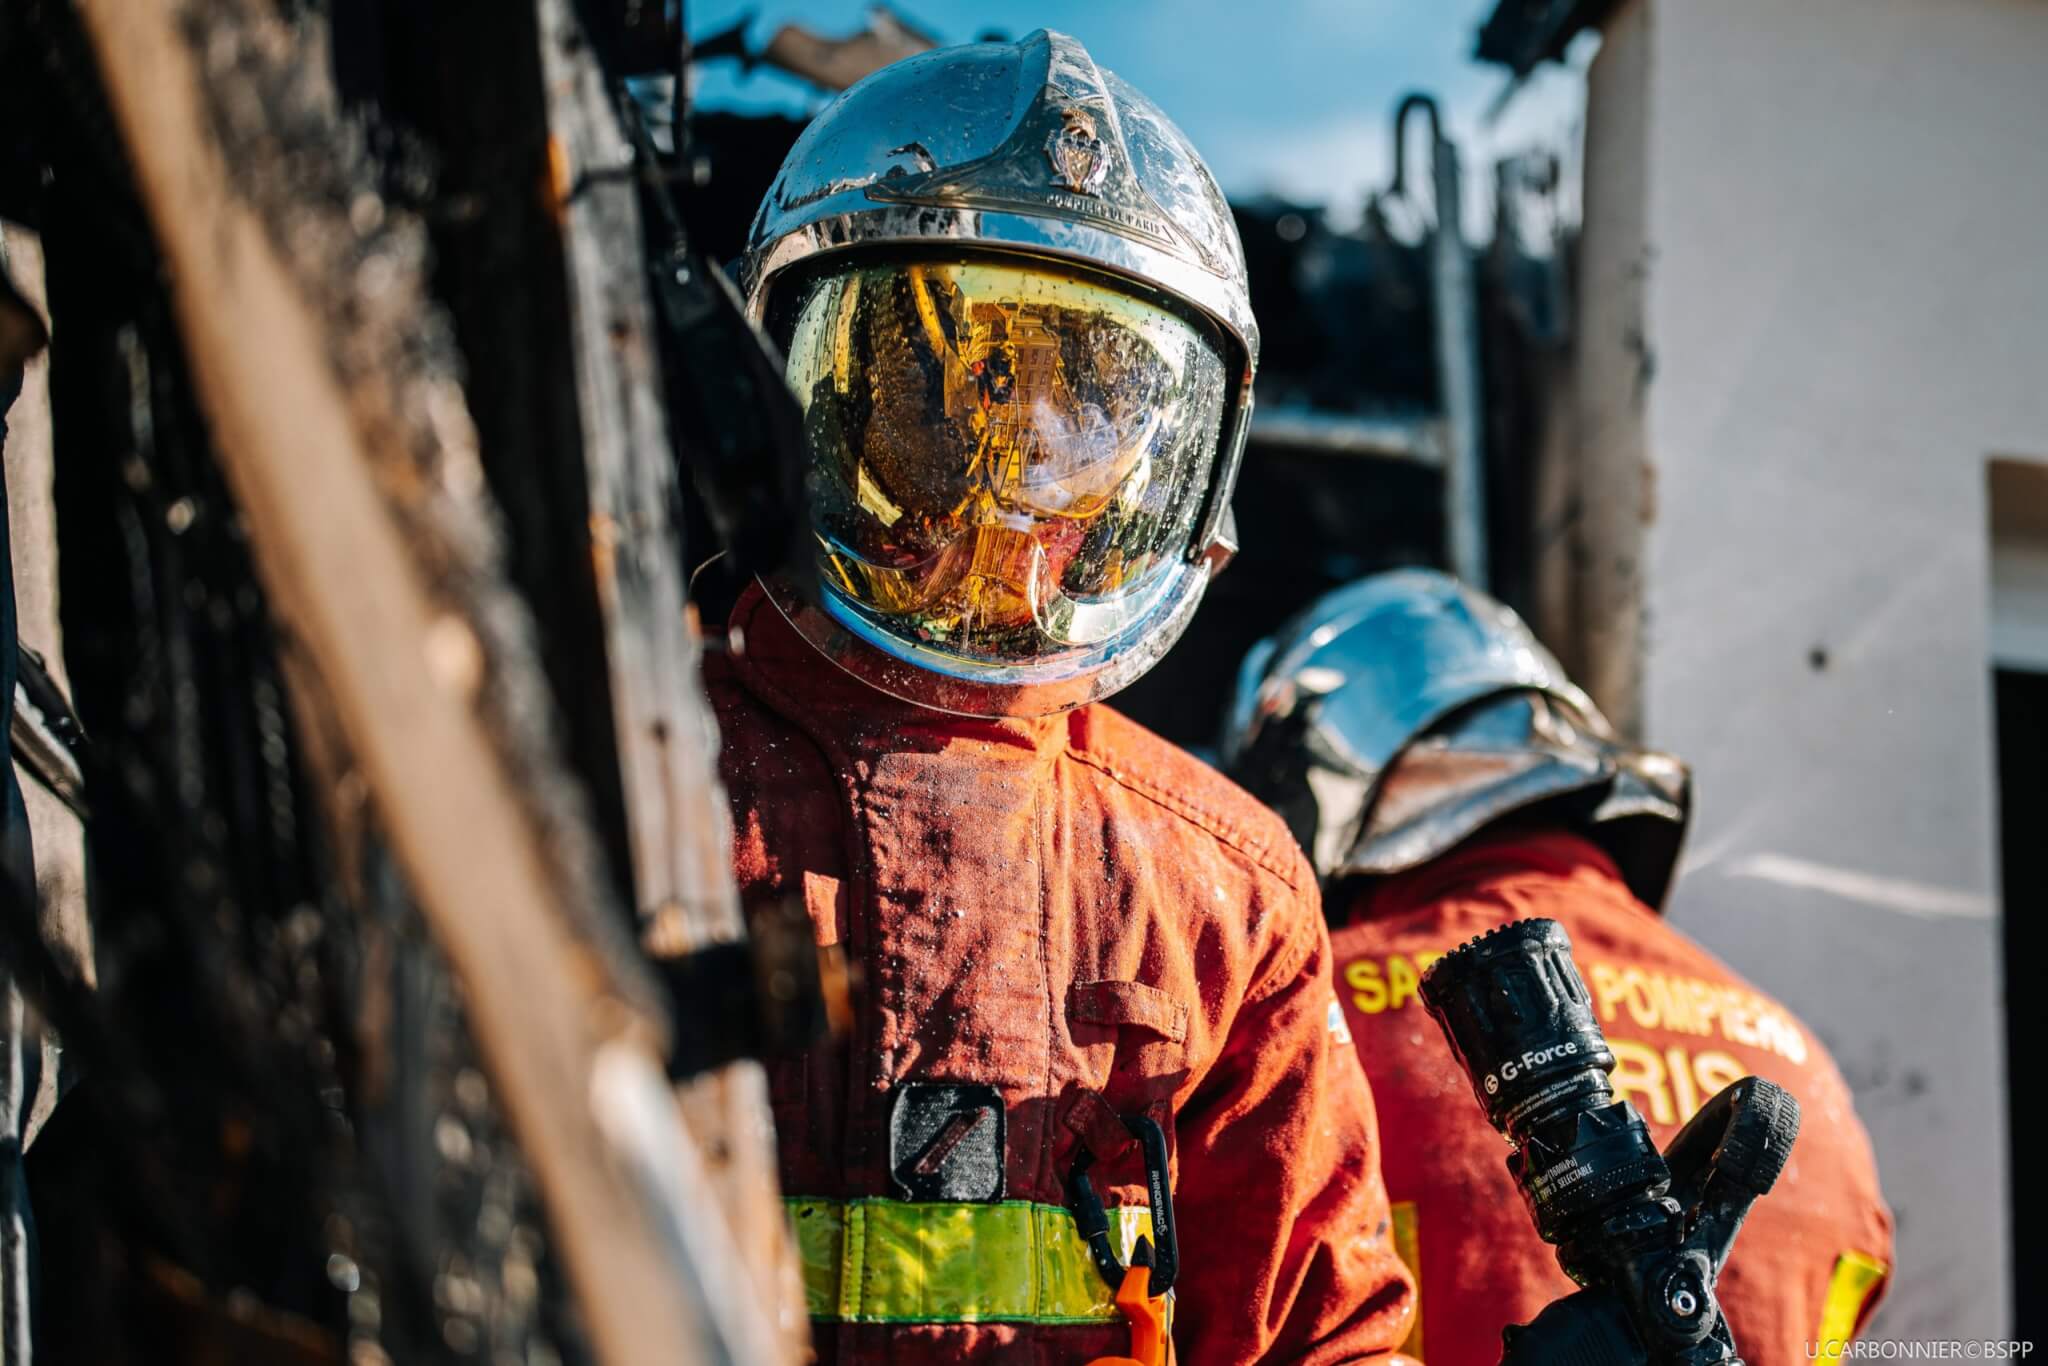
xmin=1062 ymin=981 xmax=1191 ymax=1204
xmin=1066 ymin=979 xmax=1191 ymax=1125
xmin=1066 ymin=979 xmax=1189 ymax=1045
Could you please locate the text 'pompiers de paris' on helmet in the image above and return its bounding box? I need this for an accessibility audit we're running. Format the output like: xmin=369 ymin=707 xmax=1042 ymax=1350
xmin=1219 ymin=569 xmax=1694 ymax=911
xmin=741 ymin=29 xmax=1256 ymax=718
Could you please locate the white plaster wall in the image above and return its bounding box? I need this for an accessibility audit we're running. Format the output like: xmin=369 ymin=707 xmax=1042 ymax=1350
xmin=1607 ymin=0 xmax=2048 ymax=1338
xmin=1549 ymin=0 xmax=1654 ymax=734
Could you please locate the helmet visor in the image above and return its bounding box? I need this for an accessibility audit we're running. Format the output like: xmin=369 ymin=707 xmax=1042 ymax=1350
xmin=781 ymin=256 xmax=1227 ymax=678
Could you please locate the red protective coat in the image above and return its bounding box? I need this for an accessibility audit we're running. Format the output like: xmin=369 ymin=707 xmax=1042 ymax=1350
xmin=708 ymin=585 xmax=1418 ymax=1365
xmin=1334 ymin=829 xmax=1893 ymax=1366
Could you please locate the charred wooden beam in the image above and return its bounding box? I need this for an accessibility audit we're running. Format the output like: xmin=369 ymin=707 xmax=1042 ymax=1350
xmin=64 ymin=1 xmax=776 ymax=1360
xmin=533 ymin=0 xmax=804 ymax=1344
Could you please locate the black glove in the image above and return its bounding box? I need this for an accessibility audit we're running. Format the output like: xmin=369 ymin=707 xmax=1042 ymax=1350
xmin=1500 ymin=1289 xmax=1645 ymax=1366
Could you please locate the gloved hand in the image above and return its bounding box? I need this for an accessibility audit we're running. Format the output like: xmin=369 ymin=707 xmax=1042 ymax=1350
xmin=1500 ymin=1288 xmax=1643 ymax=1365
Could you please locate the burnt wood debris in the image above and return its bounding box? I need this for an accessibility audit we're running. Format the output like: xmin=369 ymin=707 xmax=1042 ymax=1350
xmin=0 ymin=0 xmax=821 ymax=1361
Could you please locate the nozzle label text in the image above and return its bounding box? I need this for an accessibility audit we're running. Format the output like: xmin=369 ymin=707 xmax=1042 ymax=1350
xmin=1486 ymin=1041 xmax=1580 ymax=1092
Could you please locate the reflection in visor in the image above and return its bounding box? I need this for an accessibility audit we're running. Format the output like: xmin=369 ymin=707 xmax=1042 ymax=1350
xmin=782 ymin=258 xmax=1226 ymax=671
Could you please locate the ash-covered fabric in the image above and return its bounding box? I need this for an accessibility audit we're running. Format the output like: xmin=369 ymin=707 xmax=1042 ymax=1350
xmin=1336 ymin=830 xmax=1893 ymax=1366
xmin=707 ymin=582 xmax=1417 ymax=1364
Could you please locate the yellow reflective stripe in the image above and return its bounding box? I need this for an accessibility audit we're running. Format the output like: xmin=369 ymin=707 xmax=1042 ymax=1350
xmin=840 ymin=1201 xmax=867 ymax=1321
xmin=790 ymin=1198 xmax=846 ymax=1320
xmin=784 ymin=1196 xmax=1152 ymax=1325
xmin=1390 ymin=1200 xmax=1423 ymax=1362
xmin=1814 ymin=1248 xmax=1890 ymax=1355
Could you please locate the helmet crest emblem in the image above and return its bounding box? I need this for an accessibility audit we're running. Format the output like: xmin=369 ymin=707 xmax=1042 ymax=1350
xmin=1045 ymin=107 xmax=1111 ymax=195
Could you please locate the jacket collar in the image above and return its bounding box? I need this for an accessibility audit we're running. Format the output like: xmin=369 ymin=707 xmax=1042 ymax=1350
xmin=724 ymin=582 xmax=1068 ymax=765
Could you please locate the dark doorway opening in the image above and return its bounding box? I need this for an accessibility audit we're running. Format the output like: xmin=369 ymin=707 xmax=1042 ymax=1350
xmin=1993 ymin=667 xmax=2046 ymax=1341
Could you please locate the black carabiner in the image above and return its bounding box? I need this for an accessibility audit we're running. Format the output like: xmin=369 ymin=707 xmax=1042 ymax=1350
xmin=1064 ymin=1112 xmax=1178 ymax=1296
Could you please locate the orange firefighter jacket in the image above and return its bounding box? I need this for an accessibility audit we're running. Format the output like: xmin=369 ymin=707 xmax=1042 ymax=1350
xmin=704 ymin=585 xmax=1418 ymax=1364
xmin=1334 ymin=828 xmax=1893 ymax=1366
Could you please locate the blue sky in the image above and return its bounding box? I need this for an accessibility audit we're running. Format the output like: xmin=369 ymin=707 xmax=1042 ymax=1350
xmin=687 ymin=0 xmax=1591 ymax=234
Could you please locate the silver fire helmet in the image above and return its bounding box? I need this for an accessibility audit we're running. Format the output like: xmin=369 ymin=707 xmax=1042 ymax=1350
xmin=1220 ymin=569 xmax=1692 ymax=910
xmin=742 ymin=30 xmax=1255 ymax=718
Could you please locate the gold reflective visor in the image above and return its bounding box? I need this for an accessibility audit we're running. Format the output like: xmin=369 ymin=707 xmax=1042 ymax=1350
xmin=782 ymin=257 xmax=1227 ymax=673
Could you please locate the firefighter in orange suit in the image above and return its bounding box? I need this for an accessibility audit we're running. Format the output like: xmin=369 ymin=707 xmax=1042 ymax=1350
xmin=1222 ymin=570 xmax=1892 ymax=1365
xmin=712 ymin=30 xmax=1417 ymax=1364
